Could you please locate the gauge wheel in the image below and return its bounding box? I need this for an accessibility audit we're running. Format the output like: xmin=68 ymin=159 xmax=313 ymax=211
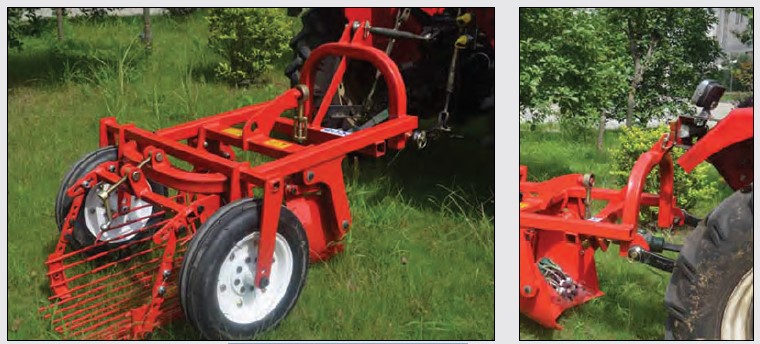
xmin=55 ymin=146 xmax=167 ymax=254
xmin=665 ymin=184 xmax=753 ymax=339
xmin=179 ymin=198 xmax=309 ymax=340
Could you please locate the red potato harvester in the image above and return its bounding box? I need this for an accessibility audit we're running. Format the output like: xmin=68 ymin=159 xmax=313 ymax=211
xmin=40 ymin=22 xmax=424 ymax=340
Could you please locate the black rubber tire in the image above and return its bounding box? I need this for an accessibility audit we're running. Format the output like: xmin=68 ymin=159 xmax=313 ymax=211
xmin=179 ymin=198 xmax=309 ymax=340
xmin=284 ymin=8 xmax=345 ymax=88
xmin=55 ymin=146 xmax=167 ymax=253
xmin=664 ymin=184 xmax=754 ymax=339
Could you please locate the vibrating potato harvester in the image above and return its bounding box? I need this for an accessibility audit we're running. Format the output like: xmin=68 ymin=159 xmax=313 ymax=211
xmin=40 ymin=22 xmax=421 ymax=339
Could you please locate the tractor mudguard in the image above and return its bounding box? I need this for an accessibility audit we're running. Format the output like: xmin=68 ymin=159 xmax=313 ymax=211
xmin=677 ymin=107 xmax=753 ymax=190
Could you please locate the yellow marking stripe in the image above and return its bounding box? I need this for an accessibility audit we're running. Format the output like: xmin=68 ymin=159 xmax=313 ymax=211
xmin=222 ymin=127 xmax=243 ymax=137
xmin=264 ymin=139 xmax=292 ymax=149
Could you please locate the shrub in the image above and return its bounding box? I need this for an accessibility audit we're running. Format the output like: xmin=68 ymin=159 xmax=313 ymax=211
xmin=165 ymin=8 xmax=198 ymax=17
xmin=206 ymin=8 xmax=292 ymax=85
xmin=611 ymin=125 xmax=719 ymax=224
xmin=78 ymin=8 xmax=122 ymax=21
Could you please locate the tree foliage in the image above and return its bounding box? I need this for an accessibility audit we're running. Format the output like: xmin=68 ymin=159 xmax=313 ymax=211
xmin=606 ymin=8 xmax=722 ymax=126
xmin=731 ymin=8 xmax=753 ymax=45
xmin=520 ymin=8 xmax=629 ymax=131
xmin=520 ymin=8 xmax=723 ymax=134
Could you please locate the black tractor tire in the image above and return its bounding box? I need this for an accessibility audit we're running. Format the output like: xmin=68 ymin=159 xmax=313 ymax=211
xmin=55 ymin=146 xmax=167 ymax=254
xmin=664 ymin=184 xmax=753 ymax=340
xmin=179 ymin=198 xmax=309 ymax=340
xmin=284 ymin=9 xmax=387 ymax=129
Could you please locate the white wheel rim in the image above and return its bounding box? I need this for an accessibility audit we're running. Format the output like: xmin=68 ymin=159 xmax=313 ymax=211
xmin=83 ymin=182 xmax=153 ymax=243
xmin=216 ymin=232 xmax=294 ymax=324
xmin=722 ymin=268 xmax=753 ymax=339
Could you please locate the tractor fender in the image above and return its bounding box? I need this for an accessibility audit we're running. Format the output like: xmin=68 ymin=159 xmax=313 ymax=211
xmin=677 ymin=107 xmax=753 ymax=174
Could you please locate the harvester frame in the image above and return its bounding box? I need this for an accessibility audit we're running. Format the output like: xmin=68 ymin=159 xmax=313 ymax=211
xmin=42 ymin=21 xmax=419 ymax=339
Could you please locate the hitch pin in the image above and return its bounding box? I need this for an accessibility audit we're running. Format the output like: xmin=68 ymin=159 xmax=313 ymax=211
xmin=97 ymin=155 xmax=152 ymax=221
xmin=582 ymin=173 xmax=595 ymax=219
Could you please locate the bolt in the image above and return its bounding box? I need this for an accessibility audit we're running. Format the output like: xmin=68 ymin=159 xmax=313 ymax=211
xmin=290 ymin=186 xmax=297 ymax=195
xmin=155 ymin=153 xmax=163 ymax=162
xmin=162 ymin=270 xmax=171 ymax=280
xmin=82 ymin=180 xmax=91 ymax=188
xmin=100 ymin=223 xmax=109 ymax=231
xmin=157 ymin=286 xmax=166 ymax=296
xmin=203 ymin=141 xmax=209 ymax=148
xmin=222 ymin=152 xmax=230 ymax=159
xmin=306 ymin=171 xmax=314 ymax=182
xmin=108 ymin=165 xmax=116 ymax=173
xmin=342 ymin=220 xmax=349 ymax=230
xmin=121 ymin=206 xmax=129 ymax=213
xmin=628 ymin=246 xmax=642 ymax=260
xmin=131 ymin=171 xmax=141 ymax=182
xmin=259 ymin=276 xmax=270 ymax=289
xmin=236 ymin=299 xmax=243 ymax=307
xmin=523 ymin=285 xmax=532 ymax=294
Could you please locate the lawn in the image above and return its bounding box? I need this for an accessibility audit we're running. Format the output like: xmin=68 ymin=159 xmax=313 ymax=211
xmin=518 ymin=124 xmax=730 ymax=340
xmin=7 ymin=11 xmax=495 ymax=340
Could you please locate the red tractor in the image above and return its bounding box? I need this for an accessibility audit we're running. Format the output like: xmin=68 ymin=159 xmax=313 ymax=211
xmin=519 ymin=80 xmax=753 ymax=339
xmin=284 ymin=8 xmax=495 ymax=144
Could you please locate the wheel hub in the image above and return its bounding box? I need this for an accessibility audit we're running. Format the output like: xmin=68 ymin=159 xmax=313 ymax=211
xmin=216 ymin=232 xmax=294 ymax=324
xmin=722 ymin=268 xmax=754 ymax=339
xmin=83 ymin=182 xmax=153 ymax=243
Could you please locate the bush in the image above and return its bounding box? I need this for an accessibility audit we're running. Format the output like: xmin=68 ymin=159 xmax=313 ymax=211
xmin=78 ymin=8 xmax=122 ymax=21
xmin=165 ymin=8 xmax=198 ymax=17
xmin=206 ymin=8 xmax=293 ymax=85
xmin=611 ymin=125 xmax=719 ymax=224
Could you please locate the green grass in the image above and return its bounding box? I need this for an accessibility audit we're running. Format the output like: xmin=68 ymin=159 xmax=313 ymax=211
xmin=7 ymin=11 xmax=494 ymax=340
xmin=518 ymin=124 xmax=727 ymax=340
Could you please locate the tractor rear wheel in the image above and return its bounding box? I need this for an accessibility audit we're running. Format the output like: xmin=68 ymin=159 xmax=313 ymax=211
xmin=179 ymin=198 xmax=309 ymax=340
xmin=665 ymin=184 xmax=753 ymax=340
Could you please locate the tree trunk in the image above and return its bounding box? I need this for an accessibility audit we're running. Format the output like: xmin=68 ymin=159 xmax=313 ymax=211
xmin=596 ymin=112 xmax=607 ymax=151
xmin=142 ymin=8 xmax=152 ymax=52
xmin=56 ymin=8 xmax=64 ymax=42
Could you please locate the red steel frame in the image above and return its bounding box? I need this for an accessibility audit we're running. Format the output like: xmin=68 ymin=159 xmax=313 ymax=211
xmin=520 ymin=106 xmax=754 ymax=329
xmin=43 ymin=22 xmax=418 ymax=339
xmin=519 ymin=125 xmax=686 ymax=329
